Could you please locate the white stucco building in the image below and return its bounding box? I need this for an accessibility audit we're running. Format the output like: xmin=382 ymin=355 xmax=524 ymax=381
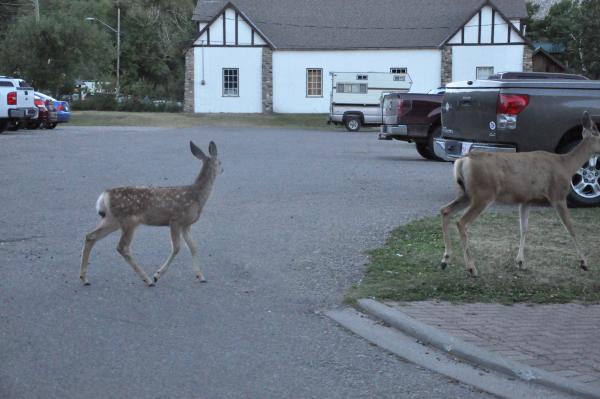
xmin=185 ymin=0 xmax=531 ymax=114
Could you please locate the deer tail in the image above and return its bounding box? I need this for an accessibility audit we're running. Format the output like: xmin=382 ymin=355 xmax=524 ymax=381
xmin=95 ymin=191 xmax=109 ymax=218
xmin=454 ymin=158 xmax=467 ymax=194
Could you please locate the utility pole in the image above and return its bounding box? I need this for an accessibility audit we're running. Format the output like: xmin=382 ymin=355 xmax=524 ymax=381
xmin=33 ymin=0 xmax=39 ymax=22
xmin=116 ymin=5 xmax=120 ymax=100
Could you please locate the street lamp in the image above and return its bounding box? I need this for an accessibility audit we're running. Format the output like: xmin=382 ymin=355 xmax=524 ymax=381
xmin=85 ymin=7 xmax=121 ymax=99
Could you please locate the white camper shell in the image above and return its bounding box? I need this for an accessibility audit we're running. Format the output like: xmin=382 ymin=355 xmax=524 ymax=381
xmin=329 ymin=72 xmax=412 ymax=131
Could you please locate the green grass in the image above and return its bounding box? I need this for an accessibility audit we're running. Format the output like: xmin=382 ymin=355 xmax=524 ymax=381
xmin=347 ymin=208 xmax=600 ymax=304
xmin=70 ymin=111 xmax=342 ymax=130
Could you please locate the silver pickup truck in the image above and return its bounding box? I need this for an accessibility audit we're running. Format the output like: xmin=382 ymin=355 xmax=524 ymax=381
xmin=435 ymin=72 xmax=600 ymax=206
xmin=0 ymin=76 xmax=37 ymax=133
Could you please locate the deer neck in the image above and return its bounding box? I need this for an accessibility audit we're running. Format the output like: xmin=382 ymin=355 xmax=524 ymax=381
xmin=563 ymin=138 xmax=593 ymax=175
xmin=193 ymin=162 xmax=216 ymax=191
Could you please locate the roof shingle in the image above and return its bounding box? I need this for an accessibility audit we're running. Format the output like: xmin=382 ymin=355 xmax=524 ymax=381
xmin=193 ymin=0 xmax=528 ymax=49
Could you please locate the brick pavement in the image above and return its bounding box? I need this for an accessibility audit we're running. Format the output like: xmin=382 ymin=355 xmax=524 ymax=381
xmin=387 ymin=301 xmax=600 ymax=389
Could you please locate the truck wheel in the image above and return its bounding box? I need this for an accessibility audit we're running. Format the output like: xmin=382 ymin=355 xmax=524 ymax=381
xmin=0 ymin=120 xmax=8 ymax=134
xmin=344 ymin=116 xmax=361 ymax=132
xmin=416 ymin=142 xmax=436 ymax=160
xmin=46 ymin=122 xmax=57 ymax=130
xmin=427 ymin=126 xmax=444 ymax=161
xmin=558 ymin=140 xmax=600 ymax=207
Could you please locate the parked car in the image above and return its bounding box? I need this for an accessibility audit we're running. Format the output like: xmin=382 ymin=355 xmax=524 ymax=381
xmin=0 ymin=76 xmax=37 ymax=133
xmin=27 ymin=93 xmax=58 ymax=129
xmin=329 ymin=72 xmax=412 ymax=132
xmin=36 ymin=92 xmax=70 ymax=127
xmin=434 ymin=71 xmax=600 ymax=206
xmin=378 ymin=90 xmax=444 ymax=160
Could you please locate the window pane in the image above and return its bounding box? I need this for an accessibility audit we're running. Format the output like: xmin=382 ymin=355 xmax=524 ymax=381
xmin=307 ymin=69 xmax=322 ymax=96
xmin=223 ymin=68 xmax=239 ymax=96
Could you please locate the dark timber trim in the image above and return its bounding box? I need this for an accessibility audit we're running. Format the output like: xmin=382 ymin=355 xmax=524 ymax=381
xmin=235 ymin=12 xmax=239 ymax=45
xmin=222 ymin=11 xmax=226 ymax=45
xmin=477 ymin=10 xmax=482 ymax=44
xmin=491 ymin=9 xmax=495 ymax=43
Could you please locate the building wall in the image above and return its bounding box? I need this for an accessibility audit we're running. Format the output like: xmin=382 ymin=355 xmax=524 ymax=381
xmin=194 ymin=46 xmax=263 ymax=113
xmin=452 ymin=45 xmax=524 ymax=81
xmin=272 ymin=49 xmax=441 ymax=113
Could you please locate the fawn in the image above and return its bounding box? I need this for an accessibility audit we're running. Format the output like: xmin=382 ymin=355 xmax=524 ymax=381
xmin=80 ymin=141 xmax=222 ymax=286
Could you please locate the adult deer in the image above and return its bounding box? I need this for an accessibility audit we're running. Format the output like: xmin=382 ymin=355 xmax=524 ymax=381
xmin=80 ymin=141 xmax=222 ymax=286
xmin=440 ymin=111 xmax=600 ymax=277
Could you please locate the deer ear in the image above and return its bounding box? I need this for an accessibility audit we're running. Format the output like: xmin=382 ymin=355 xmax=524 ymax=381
xmin=208 ymin=141 xmax=217 ymax=157
xmin=190 ymin=141 xmax=207 ymax=160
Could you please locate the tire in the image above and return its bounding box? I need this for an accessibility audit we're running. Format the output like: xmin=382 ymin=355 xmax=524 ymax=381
xmin=344 ymin=115 xmax=361 ymax=132
xmin=415 ymin=142 xmax=436 ymax=160
xmin=27 ymin=121 xmax=40 ymax=130
xmin=46 ymin=122 xmax=57 ymax=130
xmin=0 ymin=120 xmax=8 ymax=134
xmin=427 ymin=126 xmax=444 ymax=161
xmin=558 ymin=140 xmax=600 ymax=207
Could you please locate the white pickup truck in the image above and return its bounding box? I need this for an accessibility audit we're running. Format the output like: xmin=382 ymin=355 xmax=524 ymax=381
xmin=0 ymin=76 xmax=37 ymax=133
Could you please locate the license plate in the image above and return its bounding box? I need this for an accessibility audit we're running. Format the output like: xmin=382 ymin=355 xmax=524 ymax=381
xmin=9 ymin=109 xmax=25 ymax=118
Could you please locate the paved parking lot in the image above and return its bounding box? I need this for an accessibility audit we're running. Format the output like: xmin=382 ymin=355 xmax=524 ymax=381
xmin=0 ymin=126 xmax=492 ymax=398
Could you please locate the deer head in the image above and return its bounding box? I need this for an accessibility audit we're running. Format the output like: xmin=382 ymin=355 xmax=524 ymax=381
xmin=190 ymin=140 xmax=223 ymax=177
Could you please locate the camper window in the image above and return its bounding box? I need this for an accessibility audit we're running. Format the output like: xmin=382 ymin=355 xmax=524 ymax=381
xmin=306 ymin=69 xmax=323 ymax=97
xmin=337 ymin=83 xmax=367 ymax=94
xmin=391 ymin=67 xmax=407 ymax=74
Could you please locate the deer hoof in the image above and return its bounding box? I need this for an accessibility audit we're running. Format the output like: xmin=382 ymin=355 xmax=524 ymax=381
xmin=196 ymin=275 xmax=207 ymax=283
xmin=580 ymin=261 xmax=588 ymax=271
xmin=153 ymin=276 xmax=158 ymax=283
xmin=147 ymin=281 xmax=155 ymax=287
xmin=440 ymin=262 xmax=448 ymax=270
xmin=516 ymin=260 xmax=524 ymax=269
xmin=468 ymin=268 xmax=478 ymax=278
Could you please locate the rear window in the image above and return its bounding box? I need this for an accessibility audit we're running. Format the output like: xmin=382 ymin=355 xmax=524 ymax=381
xmin=0 ymin=81 xmax=14 ymax=87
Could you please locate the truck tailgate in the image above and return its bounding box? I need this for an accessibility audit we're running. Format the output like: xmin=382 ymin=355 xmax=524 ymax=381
xmin=442 ymin=87 xmax=499 ymax=141
xmin=17 ymin=87 xmax=35 ymax=108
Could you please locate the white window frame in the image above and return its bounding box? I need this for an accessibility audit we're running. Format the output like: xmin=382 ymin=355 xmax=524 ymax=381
xmin=223 ymin=68 xmax=239 ymax=97
xmin=306 ymin=68 xmax=323 ymax=97
xmin=476 ymin=66 xmax=494 ymax=80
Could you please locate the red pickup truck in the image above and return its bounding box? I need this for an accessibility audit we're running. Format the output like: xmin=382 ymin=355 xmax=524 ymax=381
xmin=378 ymin=88 xmax=444 ymax=160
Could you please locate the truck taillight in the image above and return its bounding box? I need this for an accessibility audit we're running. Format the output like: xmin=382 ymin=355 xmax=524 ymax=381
xmin=7 ymin=91 xmax=17 ymax=105
xmin=496 ymin=94 xmax=529 ymax=130
xmin=496 ymin=94 xmax=529 ymax=115
xmin=396 ymin=99 xmax=412 ymax=121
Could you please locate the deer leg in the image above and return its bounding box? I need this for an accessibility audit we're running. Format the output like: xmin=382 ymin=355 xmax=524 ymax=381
xmin=116 ymin=225 xmax=154 ymax=286
xmin=440 ymin=194 xmax=469 ymax=269
xmin=152 ymin=225 xmax=182 ymax=283
xmin=80 ymin=219 xmax=119 ymax=285
xmin=456 ymin=200 xmax=490 ymax=277
xmin=515 ymin=203 xmax=531 ymax=269
xmin=182 ymin=226 xmax=206 ymax=282
xmin=551 ymin=200 xmax=588 ymax=271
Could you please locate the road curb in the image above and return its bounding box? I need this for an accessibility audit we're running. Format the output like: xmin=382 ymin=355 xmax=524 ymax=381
xmin=357 ymin=299 xmax=600 ymax=399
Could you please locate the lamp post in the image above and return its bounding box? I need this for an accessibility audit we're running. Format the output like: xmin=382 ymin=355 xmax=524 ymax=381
xmin=85 ymin=7 xmax=120 ymax=99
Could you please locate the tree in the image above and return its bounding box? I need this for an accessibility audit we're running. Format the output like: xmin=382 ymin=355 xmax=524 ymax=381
xmin=526 ymin=0 xmax=600 ymax=79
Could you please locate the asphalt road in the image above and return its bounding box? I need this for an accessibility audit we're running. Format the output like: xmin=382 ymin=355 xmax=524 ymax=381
xmin=0 ymin=126 xmax=490 ymax=398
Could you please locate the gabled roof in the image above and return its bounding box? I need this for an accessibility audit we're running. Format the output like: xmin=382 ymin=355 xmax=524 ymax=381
xmin=192 ymin=0 xmax=528 ymax=50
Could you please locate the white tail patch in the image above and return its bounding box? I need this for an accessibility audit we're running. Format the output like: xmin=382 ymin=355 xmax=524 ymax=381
xmin=95 ymin=192 xmax=108 ymax=218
